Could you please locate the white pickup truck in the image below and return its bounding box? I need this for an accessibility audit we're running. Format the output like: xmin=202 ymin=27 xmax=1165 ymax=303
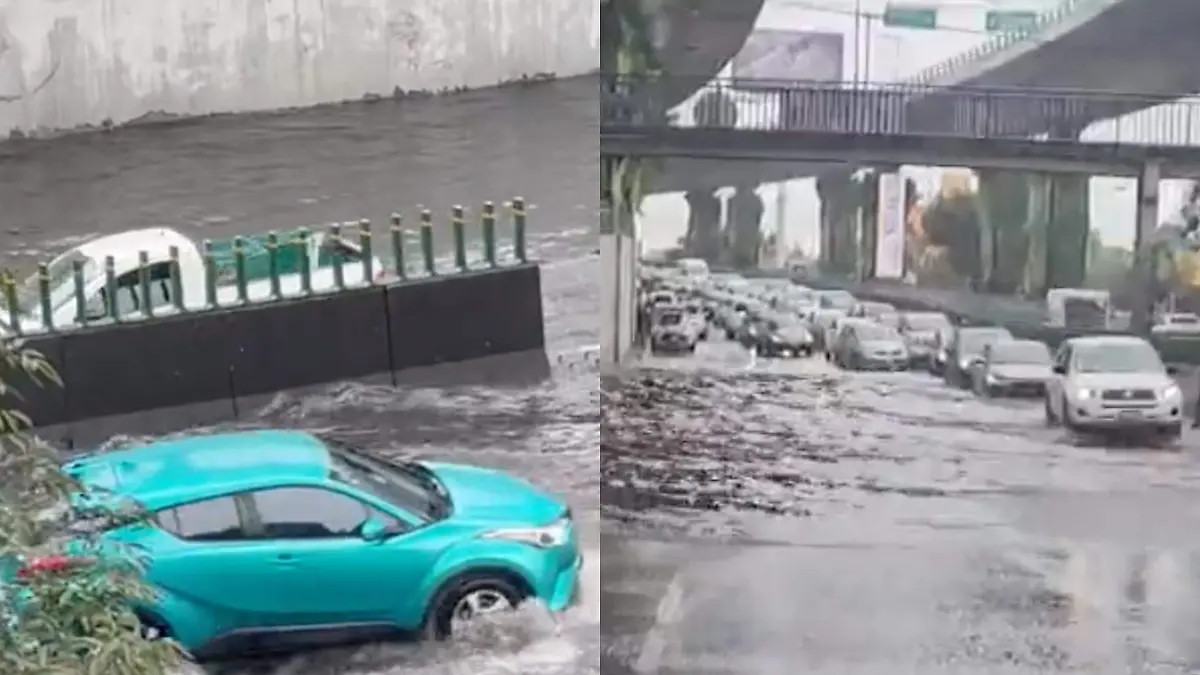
xmin=3 ymin=227 xmax=385 ymax=334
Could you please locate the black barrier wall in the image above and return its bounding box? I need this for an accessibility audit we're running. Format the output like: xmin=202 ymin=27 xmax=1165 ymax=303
xmin=0 ymin=264 xmax=546 ymax=442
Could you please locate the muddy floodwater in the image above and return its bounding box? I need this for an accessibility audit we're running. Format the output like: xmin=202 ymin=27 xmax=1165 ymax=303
xmin=1 ymin=78 xmax=601 ymax=674
xmin=602 ymin=338 xmax=1200 ymax=674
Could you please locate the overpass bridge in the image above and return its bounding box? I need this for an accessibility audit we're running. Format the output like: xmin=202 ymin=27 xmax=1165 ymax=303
xmin=602 ymin=78 xmax=1200 ymax=327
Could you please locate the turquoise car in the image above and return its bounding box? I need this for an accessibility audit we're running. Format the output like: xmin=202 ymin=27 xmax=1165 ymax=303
xmin=52 ymin=430 xmax=581 ymax=660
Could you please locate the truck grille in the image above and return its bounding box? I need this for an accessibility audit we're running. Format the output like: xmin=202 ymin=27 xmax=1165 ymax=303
xmin=1100 ymin=388 xmax=1155 ymax=401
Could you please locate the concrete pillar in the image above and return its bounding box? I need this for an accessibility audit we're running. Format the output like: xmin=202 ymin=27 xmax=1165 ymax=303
xmin=1043 ymin=173 xmax=1090 ymax=292
xmin=600 ymin=199 xmax=621 ymax=369
xmin=1131 ymin=160 xmax=1162 ymax=333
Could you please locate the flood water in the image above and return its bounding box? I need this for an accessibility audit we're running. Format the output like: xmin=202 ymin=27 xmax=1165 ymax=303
xmin=0 ymin=77 xmax=600 ymax=674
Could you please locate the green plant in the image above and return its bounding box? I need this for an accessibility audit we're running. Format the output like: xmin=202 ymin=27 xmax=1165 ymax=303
xmin=0 ymin=341 xmax=183 ymax=675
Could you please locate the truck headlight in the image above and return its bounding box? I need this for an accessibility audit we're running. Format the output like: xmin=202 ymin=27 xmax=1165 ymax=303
xmin=1076 ymin=388 xmax=1097 ymax=400
xmin=1161 ymin=384 xmax=1181 ymax=400
xmin=480 ymin=518 xmax=571 ymax=548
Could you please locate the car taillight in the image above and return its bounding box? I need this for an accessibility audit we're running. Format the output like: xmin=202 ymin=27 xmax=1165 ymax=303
xmin=17 ymin=554 xmax=93 ymax=579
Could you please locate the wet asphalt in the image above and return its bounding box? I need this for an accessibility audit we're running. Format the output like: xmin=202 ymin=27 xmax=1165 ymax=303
xmin=603 ymin=336 xmax=1200 ymax=674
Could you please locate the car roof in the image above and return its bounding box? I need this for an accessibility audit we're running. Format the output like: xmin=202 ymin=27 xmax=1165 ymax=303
xmin=1067 ymin=335 xmax=1149 ymax=347
xmin=62 ymin=430 xmax=331 ymax=510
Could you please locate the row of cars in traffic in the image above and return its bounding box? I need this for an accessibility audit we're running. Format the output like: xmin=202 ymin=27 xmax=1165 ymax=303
xmin=640 ymin=265 xmax=1188 ymax=442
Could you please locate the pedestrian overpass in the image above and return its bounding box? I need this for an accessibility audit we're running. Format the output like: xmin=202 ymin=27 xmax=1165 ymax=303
xmin=653 ymin=0 xmax=1200 ymax=198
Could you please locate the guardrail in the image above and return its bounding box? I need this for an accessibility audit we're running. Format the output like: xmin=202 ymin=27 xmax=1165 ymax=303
xmin=601 ymin=75 xmax=1200 ymax=146
xmin=1 ymin=199 xmax=530 ymax=336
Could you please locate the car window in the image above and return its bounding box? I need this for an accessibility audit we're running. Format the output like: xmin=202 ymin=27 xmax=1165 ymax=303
xmin=157 ymin=495 xmax=245 ymax=541
xmin=1073 ymin=342 xmax=1164 ymax=374
xmin=991 ymin=342 xmax=1051 ymax=364
xmin=250 ymin=487 xmax=388 ymax=539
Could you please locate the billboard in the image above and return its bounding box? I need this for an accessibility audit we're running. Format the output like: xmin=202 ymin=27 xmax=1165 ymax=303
xmin=730 ymin=30 xmax=844 ymax=88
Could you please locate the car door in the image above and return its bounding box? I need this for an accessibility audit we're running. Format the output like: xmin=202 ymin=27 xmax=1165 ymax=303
xmin=147 ymin=494 xmax=294 ymax=625
xmin=243 ymin=485 xmax=429 ymax=625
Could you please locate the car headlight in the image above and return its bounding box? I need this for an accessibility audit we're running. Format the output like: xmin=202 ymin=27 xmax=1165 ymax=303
xmin=480 ymin=518 xmax=571 ymax=548
xmin=936 ymin=349 xmax=947 ymax=362
xmin=1161 ymin=384 xmax=1181 ymax=399
xmin=1076 ymin=388 xmax=1097 ymax=400
xmin=985 ymin=373 xmax=1000 ymax=384
xmin=959 ymin=358 xmax=972 ymax=370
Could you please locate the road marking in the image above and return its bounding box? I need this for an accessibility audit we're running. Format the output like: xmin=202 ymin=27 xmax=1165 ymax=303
xmin=633 ymin=572 xmax=687 ymax=674
xmin=745 ymin=346 xmax=758 ymax=371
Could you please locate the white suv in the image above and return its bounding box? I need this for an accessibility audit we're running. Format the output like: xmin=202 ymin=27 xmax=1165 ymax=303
xmin=1044 ymin=335 xmax=1183 ymax=440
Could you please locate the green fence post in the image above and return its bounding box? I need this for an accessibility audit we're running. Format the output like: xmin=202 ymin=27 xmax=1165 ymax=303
xmin=138 ymin=251 xmax=153 ymax=318
xmin=266 ymin=232 xmax=282 ymax=300
xmin=390 ymin=213 xmax=406 ymax=280
xmin=330 ymin=223 xmax=345 ymax=290
xmin=105 ymin=256 xmax=120 ymax=322
xmin=482 ymin=201 xmax=497 ymax=268
xmin=202 ymin=240 xmax=218 ymax=308
xmin=452 ymin=205 xmax=467 ymax=271
xmin=36 ymin=263 xmax=53 ymax=331
xmin=72 ymin=259 xmax=88 ymax=326
xmin=359 ymin=219 xmax=374 ymax=283
xmin=169 ymin=246 xmax=184 ymax=311
xmin=233 ymin=236 xmax=249 ymax=303
xmin=297 ymin=228 xmax=313 ymax=295
xmin=2 ymin=273 xmax=20 ymax=334
xmin=511 ymin=197 xmax=527 ymax=263
xmin=420 ymin=209 xmax=436 ymax=275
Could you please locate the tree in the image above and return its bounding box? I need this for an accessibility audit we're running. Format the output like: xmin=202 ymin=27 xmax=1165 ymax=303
xmin=923 ymin=191 xmax=983 ymax=284
xmin=0 ymin=341 xmax=182 ymax=674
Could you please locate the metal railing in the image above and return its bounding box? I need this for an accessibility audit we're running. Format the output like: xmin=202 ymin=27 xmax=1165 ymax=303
xmin=601 ymin=75 xmax=1200 ymax=146
xmin=907 ymin=0 xmax=1124 ymax=86
xmin=0 ymin=200 xmax=530 ymax=335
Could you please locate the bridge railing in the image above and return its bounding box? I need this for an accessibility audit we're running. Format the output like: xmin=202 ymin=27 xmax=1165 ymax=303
xmin=601 ymin=75 xmax=1200 ymax=146
xmin=908 ymin=0 xmax=1124 ymax=86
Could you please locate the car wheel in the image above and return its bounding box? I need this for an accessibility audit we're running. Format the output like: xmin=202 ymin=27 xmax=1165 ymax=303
xmin=425 ymin=573 xmax=526 ymax=640
xmin=134 ymin=609 xmax=173 ymax=643
xmin=1061 ymin=397 xmax=1079 ymax=431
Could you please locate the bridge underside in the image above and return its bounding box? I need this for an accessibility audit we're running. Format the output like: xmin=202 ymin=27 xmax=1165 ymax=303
xmin=656 ymin=0 xmax=766 ymax=109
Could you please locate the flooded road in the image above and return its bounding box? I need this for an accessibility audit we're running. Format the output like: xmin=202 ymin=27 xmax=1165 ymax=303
xmin=602 ymin=337 xmax=1200 ymax=674
xmin=0 ymin=77 xmax=600 ymax=674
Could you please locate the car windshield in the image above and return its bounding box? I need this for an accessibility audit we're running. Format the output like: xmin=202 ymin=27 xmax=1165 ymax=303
xmin=657 ymin=312 xmax=682 ymax=326
xmin=992 ymin=343 xmax=1050 ymax=364
xmin=904 ymin=314 xmax=949 ymax=331
xmin=327 ymin=444 xmax=449 ymax=522
xmin=857 ymin=324 xmax=899 ymax=341
xmin=1074 ymin=342 xmax=1164 ymax=374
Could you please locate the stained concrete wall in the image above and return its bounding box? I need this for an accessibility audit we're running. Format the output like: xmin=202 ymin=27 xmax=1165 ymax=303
xmin=0 ymin=0 xmax=600 ymax=134
xmin=600 ymin=233 xmax=638 ymax=371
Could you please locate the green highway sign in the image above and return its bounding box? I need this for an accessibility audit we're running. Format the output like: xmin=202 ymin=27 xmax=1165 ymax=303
xmin=882 ymin=4 xmax=938 ymax=29
xmin=985 ymin=10 xmax=1039 ymax=32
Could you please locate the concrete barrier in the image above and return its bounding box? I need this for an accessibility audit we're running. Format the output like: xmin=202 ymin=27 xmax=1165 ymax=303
xmin=0 ymin=202 xmax=547 ymax=447
xmin=0 ymin=0 xmax=600 ymax=135
xmin=4 ymin=264 xmax=545 ymax=448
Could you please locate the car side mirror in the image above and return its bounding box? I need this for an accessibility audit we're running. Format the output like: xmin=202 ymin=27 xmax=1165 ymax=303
xmin=1166 ymin=365 xmax=1178 ymax=375
xmin=1052 ymin=365 xmax=1066 ymax=375
xmin=360 ymin=516 xmax=388 ymax=542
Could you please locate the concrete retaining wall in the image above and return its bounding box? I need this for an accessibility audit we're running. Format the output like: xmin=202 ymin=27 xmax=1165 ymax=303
xmin=0 ymin=0 xmax=600 ymax=134
xmin=600 ymin=233 xmax=638 ymax=370
xmin=3 ymin=265 xmax=547 ymax=448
